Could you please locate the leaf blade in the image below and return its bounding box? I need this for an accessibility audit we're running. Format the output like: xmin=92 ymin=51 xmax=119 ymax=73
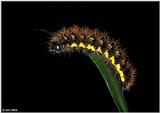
xmin=89 ymin=54 xmax=128 ymax=112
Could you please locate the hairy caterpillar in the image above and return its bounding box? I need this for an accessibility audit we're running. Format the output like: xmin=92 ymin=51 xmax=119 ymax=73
xmin=48 ymin=25 xmax=136 ymax=91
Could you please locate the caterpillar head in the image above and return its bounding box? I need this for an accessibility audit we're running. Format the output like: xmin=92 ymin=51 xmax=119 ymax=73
xmin=49 ymin=36 xmax=62 ymax=54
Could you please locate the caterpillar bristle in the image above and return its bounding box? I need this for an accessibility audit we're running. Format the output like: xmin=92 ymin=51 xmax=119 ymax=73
xmin=48 ymin=25 xmax=137 ymax=91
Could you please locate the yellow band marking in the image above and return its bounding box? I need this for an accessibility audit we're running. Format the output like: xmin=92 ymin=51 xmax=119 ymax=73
xmin=70 ymin=43 xmax=77 ymax=48
xmin=109 ymin=56 xmax=115 ymax=64
xmin=119 ymin=70 xmax=125 ymax=82
xmin=68 ymin=42 xmax=125 ymax=82
xmin=86 ymin=44 xmax=96 ymax=51
xmin=115 ymin=64 xmax=125 ymax=82
xmin=101 ymin=50 xmax=125 ymax=82
xmin=96 ymin=47 xmax=102 ymax=54
xmin=115 ymin=64 xmax=121 ymax=70
xmin=109 ymin=56 xmax=125 ymax=82
xmin=79 ymin=42 xmax=86 ymax=48
xmin=104 ymin=50 xmax=109 ymax=58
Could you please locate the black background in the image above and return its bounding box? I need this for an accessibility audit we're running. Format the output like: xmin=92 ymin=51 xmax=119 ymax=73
xmin=2 ymin=2 xmax=159 ymax=112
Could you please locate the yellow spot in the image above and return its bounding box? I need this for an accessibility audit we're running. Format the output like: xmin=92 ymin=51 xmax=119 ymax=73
xmin=79 ymin=42 xmax=86 ymax=48
xmin=117 ymin=69 xmax=125 ymax=82
xmin=81 ymin=35 xmax=84 ymax=38
xmin=121 ymin=76 xmax=125 ymax=82
xmin=104 ymin=50 xmax=109 ymax=58
xmin=110 ymin=56 xmax=125 ymax=82
xmin=115 ymin=64 xmax=121 ymax=70
xmin=103 ymin=51 xmax=125 ymax=82
xmin=115 ymin=64 xmax=125 ymax=82
xmin=96 ymin=47 xmax=102 ymax=54
xmin=70 ymin=43 xmax=77 ymax=48
xmin=68 ymin=42 xmax=126 ymax=82
xmin=86 ymin=44 xmax=96 ymax=51
xmin=91 ymin=46 xmax=96 ymax=51
xmin=109 ymin=56 xmax=115 ymax=64
xmin=118 ymin=70 xmax=125 ymax=82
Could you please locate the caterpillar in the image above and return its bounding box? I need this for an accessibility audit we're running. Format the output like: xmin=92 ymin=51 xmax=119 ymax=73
xmin=48 ymin=25 xmax=136 ymax=91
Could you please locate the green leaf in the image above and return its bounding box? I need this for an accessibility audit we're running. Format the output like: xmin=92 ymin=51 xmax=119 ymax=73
xmin=89 ymin=53 xmax=128 ymax=112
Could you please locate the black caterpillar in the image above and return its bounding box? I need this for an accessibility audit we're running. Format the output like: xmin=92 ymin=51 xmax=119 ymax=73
xmin=48 ymin=25 xmax=136 ymax=91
